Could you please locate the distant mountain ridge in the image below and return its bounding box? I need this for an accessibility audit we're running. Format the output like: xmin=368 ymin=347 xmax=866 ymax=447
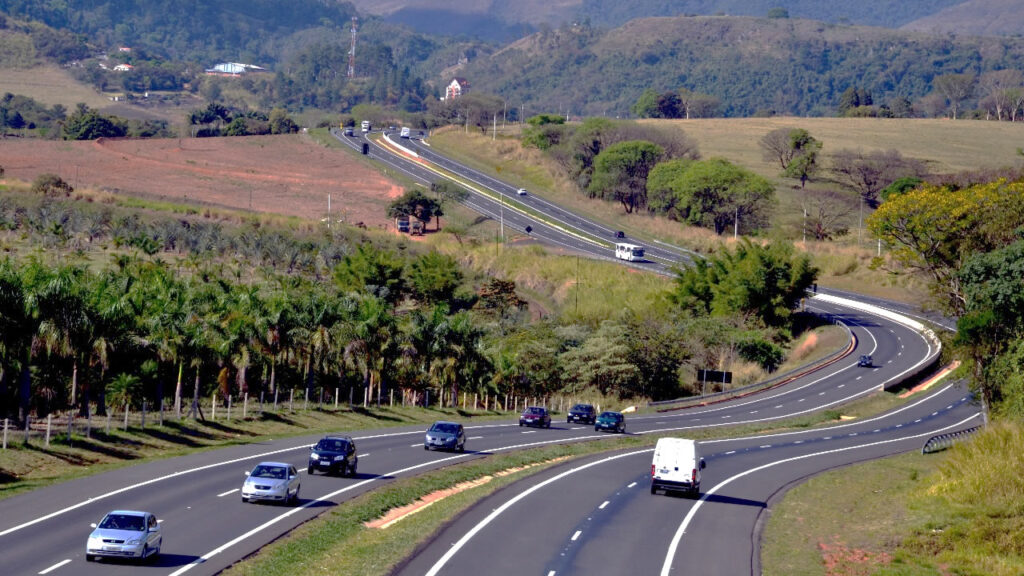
xmin=459 ymin=16 xmax=1024 ymax=117
xmin=347 ymin=0 xmax=1024 ymax=38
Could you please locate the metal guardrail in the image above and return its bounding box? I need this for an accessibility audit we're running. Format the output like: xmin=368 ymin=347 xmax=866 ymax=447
xmin=922 ymin=426 xmax=981 ymax=454
xmin=650 ymin=319 xmax=853 ymax=409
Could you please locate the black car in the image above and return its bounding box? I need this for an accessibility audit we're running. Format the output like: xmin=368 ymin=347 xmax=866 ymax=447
xmin=307 ymin=435 xmax=358 ymax=476
xmin=614 ymin=230 xmax=625 ymax=239
xmin=424 ymin=421 xmax=466 ymax=452
xmin=519 ymin=406 xmax=551 ymax=428
xmin=567 ymin=403 xmax=596 ymax=424
xmin=858 ymin=354 xmax=873 ymax=367
xmin=594 ymin=411 xmax=625 ymax=433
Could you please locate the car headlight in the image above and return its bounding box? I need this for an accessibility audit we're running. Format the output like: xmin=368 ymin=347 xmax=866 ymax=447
xmin=126 ymin=537 xmax=142 ymax=545
xmin=425 ymin=435 xmax=433 ymax=442
xmin=310 ymin=452 xmax=319 ymax=459
xmin=334 ymin=455 xmax=346 ymax=461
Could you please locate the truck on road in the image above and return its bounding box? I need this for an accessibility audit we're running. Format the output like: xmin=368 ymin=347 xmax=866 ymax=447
xmin=361 ymin=120 xmax=371 ymax=133
xmin=650 ymin=437 xmax=705 ymax=496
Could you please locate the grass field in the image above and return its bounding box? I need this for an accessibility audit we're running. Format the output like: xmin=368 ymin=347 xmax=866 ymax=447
xmin=762 ymin=421 xmax=1024 ymax=576
xmin=0 ymin=65 xmax=114 ymax=111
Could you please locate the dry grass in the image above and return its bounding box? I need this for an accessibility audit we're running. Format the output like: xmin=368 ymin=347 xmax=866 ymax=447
xmin=0 ymin=65 xmax=115 ymax=110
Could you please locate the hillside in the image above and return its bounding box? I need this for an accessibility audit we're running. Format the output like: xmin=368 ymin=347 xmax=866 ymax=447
xmin=902 ymin=0 xmax=1024 ymax=37
xmin=462 ymin=16 xmax=1024 ymax=117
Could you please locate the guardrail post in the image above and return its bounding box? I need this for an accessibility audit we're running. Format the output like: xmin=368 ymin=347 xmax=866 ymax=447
xmin=335 ymin=388 xmax=339 ymax=410
xmin=123 ymin=405 xmax=129 ymax=431
xmin=86 ymin=410 xmax=92 ymax=439
xmin=289 ymin=389 xmax=294 ymax=412
xmin=24 ymin=416 xmax=30 ymax=445
xmin=303 ymin=389 xmax=308 ymax=411
xmin=226 ymin=395 xmax=232 ymax=421
xmin=212 ymin=392 xmax=217 ymax=420
xmin=389 ymin=388 xmax=394 ymax=407
xmin=243 ymin=393 xmax=248 ymax=419
xmin=66 ymin=413 xmax=72 ymax=442
xmin=45 ymin=414 xmax=52 ymax=447
xmin=141 ymin=401 xmax=147 ymax=429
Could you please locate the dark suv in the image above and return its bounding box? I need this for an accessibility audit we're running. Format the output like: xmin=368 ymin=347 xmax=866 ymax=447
xmin=519 ymin=406 xmax=551 ymax=428
xmin=307 ymin=435 xmax=358 ymax=476
xmin=858 ymin=354 xmax=873 ymax=367
xmin=567 ymin=403 xmax=596 ymax=424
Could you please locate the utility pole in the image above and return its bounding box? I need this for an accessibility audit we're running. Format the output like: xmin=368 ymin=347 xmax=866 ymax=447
xmin=733 ymin=206 xmax=739 ymax=239
xmin=347 ymin=17 xmax=358 ymax=78
xmin=493 ymin=113 xmax=496 ymax=140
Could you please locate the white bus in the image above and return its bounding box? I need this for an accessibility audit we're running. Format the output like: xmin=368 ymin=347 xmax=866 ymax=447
xmin=615 ymin=243 xmax=645 ymax=262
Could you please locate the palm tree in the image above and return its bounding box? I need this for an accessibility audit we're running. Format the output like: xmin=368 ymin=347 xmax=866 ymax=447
xmin=343 ymin=295 xmax=396 ymax=407
xmin=0 ymin=260 xmax=32 ymax=423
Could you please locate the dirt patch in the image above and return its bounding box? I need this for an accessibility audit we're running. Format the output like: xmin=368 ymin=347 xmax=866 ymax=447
xmin=818 ymin=539 xmax=892 ymax=576
xmin=0 ymin=134 xmax=404 ymax=227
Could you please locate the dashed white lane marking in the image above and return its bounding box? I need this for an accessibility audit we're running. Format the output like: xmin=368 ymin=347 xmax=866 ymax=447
xmin=915 ymin=419 xmax=922 ymax=423
xmin=750 ymin=410 xmax=758 ymax=414
xmin=725 ymin=450 xmax=736 ymax=455
xmin=946 ymin=405 xmax=953 ymax=410
xmin=358 ymin=453 xmax=369 ymax=458
xmin=521 ymin=431 xmax=536 ymax=434
xmin=759 ymin=445 xmax=771 ymax=449
xmin=410 ymin=444 xmax=422 ymax=448
xmin=838 ymin=384 xmax=845 ymax=388
xmin=548 ymin=571 xmax=557 ymax=576
xmin=798 ymin=398 xmax=805 ymax=402
xmin=217 ymin=489 xmax=238 ymax=497
xmin=469 ymin=436 xmax=484 ymax=440
xmin=819 ymin=392 xmax=826 ymax=395
xmin=823 ymin=436 xmax=832 ymax=440
xmin=38 ymin=559 xmax=71 ymax=574
xmin=599 ymin=501 xmax=609 ymax=509
xmin=932 ymin=412 xmax=939 ymax=417
xmin=627 ymin=482 xmax=637 ymax=488
xmin=856 ymin=376 xmax=863 ymax=380
xmin=774 ymin=405 xmax=783 ymax=409
xmin=571 ymin=530 xmax=582 ymax=541
xmin=794 ymin=440 xmax=803 ymax=444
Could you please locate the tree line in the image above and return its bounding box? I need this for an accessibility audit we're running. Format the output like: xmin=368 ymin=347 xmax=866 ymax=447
xmin=0 ymin=186 xmax=817 ymax=425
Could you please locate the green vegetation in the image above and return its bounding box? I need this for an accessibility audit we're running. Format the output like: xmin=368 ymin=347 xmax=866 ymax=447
xmin=764 ymin=421 xmax=1024 ymax=576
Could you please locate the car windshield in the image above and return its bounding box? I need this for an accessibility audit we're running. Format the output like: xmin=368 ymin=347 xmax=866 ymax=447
xmin=525 ymin=407 xmax=544 ymax=415
xmin=251 ymin=465 xmax=287 ymax=479
xmin=600 ymin=412 xmax=621 ymax=420
xmin=430 ymin=423 xmax=458 ymax=434
xmin=316 ymin=439 xmax=348 ymax=452
xmin=98 ymin=514 xmax=146 ymax=531
xmin=572 ymin=405 xmax=591 ymax=412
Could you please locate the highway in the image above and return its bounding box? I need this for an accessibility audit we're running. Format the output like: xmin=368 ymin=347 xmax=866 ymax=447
xmin=0 ymin=131 xmax=974 ymax=576
xmin=0 ymin=292 xmax=970 ymax=576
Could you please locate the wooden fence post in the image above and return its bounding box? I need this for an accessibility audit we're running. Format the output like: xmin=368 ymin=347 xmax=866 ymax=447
xmin=45 ymin=414 xmax=52 ymax=447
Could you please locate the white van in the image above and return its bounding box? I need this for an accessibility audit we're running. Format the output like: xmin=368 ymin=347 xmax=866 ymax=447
xmin=400 ymin=126 xmax=411 ymax=138
xmin=615 ymin=242 xmax=644 ymax=262
xmin=651 ymin=437 xmax=705 ymax=496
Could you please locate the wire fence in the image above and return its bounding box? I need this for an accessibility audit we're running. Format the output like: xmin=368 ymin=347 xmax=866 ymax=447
xmin=1 ymin=389 xmax=610 ymax=450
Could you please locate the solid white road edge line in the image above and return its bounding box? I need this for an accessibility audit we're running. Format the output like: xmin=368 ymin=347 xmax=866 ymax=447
xmin=422 ymin=449 xmax=650 ymax=576
xmin=37 ymin=559 xmax=71 ymax=574
xmin=168 ymin=435 xmax=612 ymax=576
xmin=217 ymin=489 xmax=238 ymax=498
xmin=657 ymin=413 xmax=982 ymax=576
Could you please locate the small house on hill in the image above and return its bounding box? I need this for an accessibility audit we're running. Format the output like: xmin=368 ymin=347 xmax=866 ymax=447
xmin=444 ymin=78 xmax=468 ymax=100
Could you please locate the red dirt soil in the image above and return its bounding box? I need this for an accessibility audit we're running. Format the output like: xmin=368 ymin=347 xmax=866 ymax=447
xmin=0 ymin=134 xmax=404 ymax=226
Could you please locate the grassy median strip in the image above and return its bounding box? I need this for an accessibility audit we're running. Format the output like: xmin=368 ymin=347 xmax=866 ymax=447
xmin=220 ymin=437 xmax=650 ymax=576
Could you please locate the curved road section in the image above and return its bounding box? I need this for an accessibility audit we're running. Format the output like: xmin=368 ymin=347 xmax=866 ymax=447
xmin=393 ymin=298 xmax=973 ymax=576
xmin=0 ymin=292 xmax=968 ymax=576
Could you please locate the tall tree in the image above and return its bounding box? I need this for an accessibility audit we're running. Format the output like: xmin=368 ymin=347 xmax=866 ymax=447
xmin=588 ymin=140 xmax=664 ymax=213
xmin=932 ymin=73 xmax=976 ymax=120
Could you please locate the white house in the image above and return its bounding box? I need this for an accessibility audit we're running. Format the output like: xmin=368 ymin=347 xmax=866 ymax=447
xmin=443 ymin=77 xmax=468 ymax=100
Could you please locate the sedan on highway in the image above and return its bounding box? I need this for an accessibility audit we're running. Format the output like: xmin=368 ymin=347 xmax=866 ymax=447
xmin=567 ymin=403 xmax=596 ymax=424
xmin=308 ymin=435 xmax=358 ymax=476
xmin=519 ymin=406 xmax=551 ymax=428
xmin=241 ymin=462 xmax=301 ymax=505
xmin=85 ymin=510 xmax=161 ymax=562
xmin=594 ymin=411 xmax=625 ymax=433
xmin=424 ymin=421 xmax=466 ymax=452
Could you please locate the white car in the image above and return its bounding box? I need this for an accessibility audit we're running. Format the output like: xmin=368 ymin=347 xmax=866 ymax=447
xmin=86 ymin=510 xmax=162 ymax=562
xmin=516 ymin=188 xmax=528 ymax=196
xmin=241 ymin=461 xmax=301 ymax=505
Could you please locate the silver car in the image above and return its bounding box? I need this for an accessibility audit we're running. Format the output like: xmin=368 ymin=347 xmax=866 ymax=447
xmin=86 ymin=510 xmax=162 ymax=562
xmin=241 ymin=461 xmax=301 ymax=505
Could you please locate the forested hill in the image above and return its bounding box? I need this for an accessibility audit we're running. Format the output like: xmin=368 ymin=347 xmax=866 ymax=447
xmin=574 ymin=0 xmax=966 ymax=29
xmin=0 ymin=0 xmax=358 ymax=63
xmin=901 ymin=0 xmax=1024 ymax=38
xmin=464 ymin=16 xmax=1024 ymax=118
